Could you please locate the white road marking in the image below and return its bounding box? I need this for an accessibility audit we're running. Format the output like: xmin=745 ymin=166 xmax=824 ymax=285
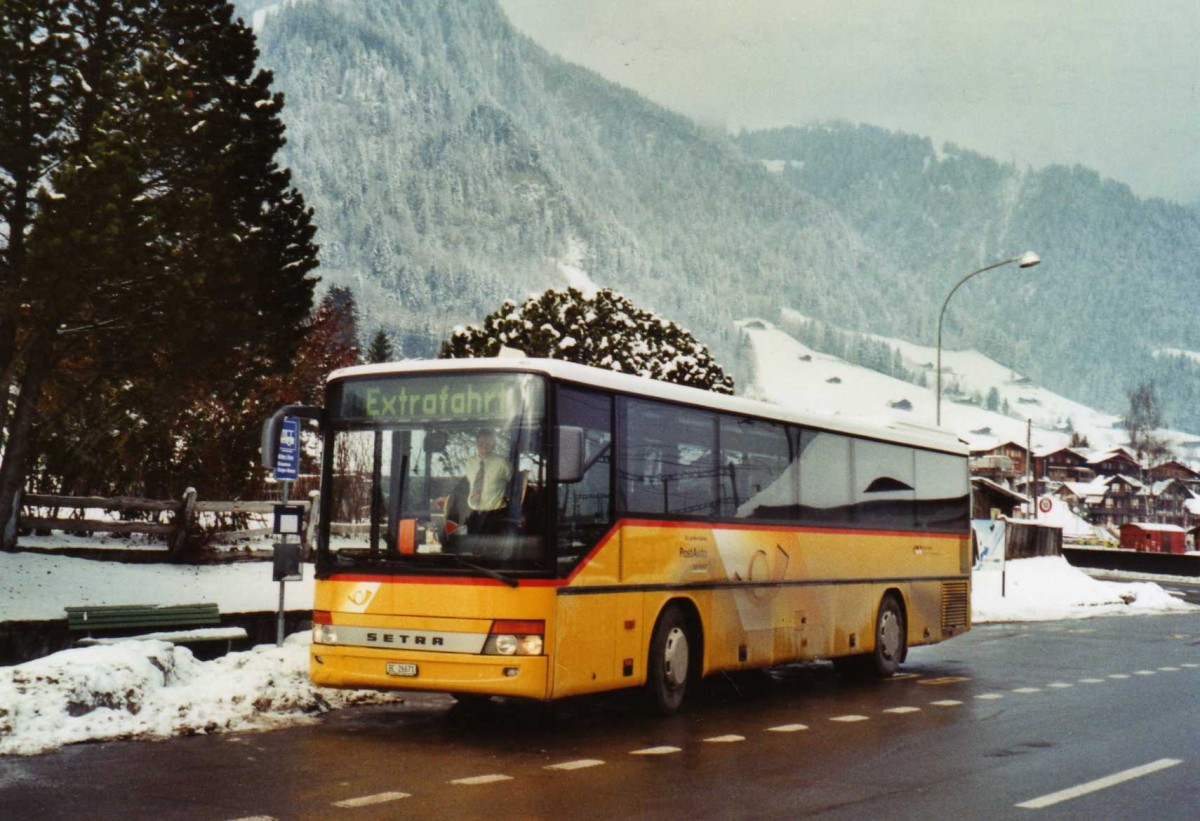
xmin=228 ymin=817 xmax=276 ymax=821
xmin=704 ymin=734 xmax=746 ymax=743
xmin=883 ymin=706 xmax=921 ymax=714
xmin=1078 ymin=678 xmax=1105 ymax=684
xmin=1157 ymin=666 xmax=1180 ymax=671
xmin=1133 ymin=670 xmax=1156 ymax=676
xmin=332 ymin=792 xmax=410 ymax=808
xmin=1047 ymin=682 xmax=1074 ymax=689
xmin=1182 ymin=663 xmax=1199 ymax=669
xmin=1015 ymin=758 xmax=1183 ymax=810
xmin=1107 ymin=673 xmax=1130 ymax=679
xmin=830 ymin=714 xmax=870 ymax=723
xmin=1012 ymin=687 xmax=1042 ymax=693
xmin=546 ymin=759 xmax=605 ymax=771
xmin=449 ymin=774 xmax=513 ymax=786
xmin=767 ymin=723 xmax=809 ymax=733
xmin=630 ymin=746 xmax=681 ymax=755
xmin=976 ymin=693 xmax=1005 ymax=700
xmin=930 ymin=699 xmax=962 ymax=707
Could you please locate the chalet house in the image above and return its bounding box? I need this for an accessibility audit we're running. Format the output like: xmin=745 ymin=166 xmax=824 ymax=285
xmin=1148 ymin=460 xmax=1200 ymax=488
xmin=1146 ymin=479 xmax=1198 ymax=526
xmin=1055 ymin=479 xmax=1105 ymax=512
xmin=1088 ymin=447 xmax=1141 ymax=478
xmin=1087 ymin=474 xmax=1146 ymax=528
xmin=1033 ymin=447 xmax=1094 ymax=483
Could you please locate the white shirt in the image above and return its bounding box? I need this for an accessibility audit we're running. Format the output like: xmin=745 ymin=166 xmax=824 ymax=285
xmin=465 ymin=453 xmax=512 ymax=511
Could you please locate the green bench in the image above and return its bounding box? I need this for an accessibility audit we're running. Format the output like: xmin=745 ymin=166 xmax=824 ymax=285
xmin=65 ymin=603 xmax=247 ymax=651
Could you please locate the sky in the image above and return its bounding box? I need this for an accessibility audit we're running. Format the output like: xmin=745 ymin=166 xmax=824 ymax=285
xmin=499 ymin=0 xmax=1200 ymax=204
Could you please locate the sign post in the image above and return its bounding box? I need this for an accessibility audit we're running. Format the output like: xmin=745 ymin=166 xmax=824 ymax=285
xmin=273 ymin=416 xmax=301 ymax=646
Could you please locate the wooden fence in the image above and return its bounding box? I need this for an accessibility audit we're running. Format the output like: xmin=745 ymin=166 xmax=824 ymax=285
xmin=15 ymin=488 xmax=319 ymax=556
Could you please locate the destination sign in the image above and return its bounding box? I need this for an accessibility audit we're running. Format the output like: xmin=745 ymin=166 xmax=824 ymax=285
xmin=334 ymin=374 xmax=543 ymax=423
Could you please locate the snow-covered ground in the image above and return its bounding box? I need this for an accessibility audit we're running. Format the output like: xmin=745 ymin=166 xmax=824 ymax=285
xmin=0 ymin=550 xmax=1193 ymax=757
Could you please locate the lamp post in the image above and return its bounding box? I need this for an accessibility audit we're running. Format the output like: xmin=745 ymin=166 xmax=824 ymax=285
xmin=936 ymin=251 xmax=1040 ymax=426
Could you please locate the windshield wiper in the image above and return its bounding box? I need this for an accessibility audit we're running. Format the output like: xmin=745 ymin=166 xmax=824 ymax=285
xmin=448 ymin=554 xmax=519 ymax=588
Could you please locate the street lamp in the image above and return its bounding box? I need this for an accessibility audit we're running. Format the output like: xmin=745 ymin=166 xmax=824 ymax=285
xmin=936 ymin=251 xmax=1040 ymax=426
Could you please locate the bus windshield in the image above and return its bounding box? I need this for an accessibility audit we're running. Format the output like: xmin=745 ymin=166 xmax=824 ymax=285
xmin=320 ymin=372 xmax=547 ymax=576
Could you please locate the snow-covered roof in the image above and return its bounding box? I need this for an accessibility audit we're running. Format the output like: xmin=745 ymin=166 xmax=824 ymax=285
xmin=330 ymin=357 xmax=968 ymax=455
xmin=1034 ymin=445 xmax=1088 ymax=460
xmin=1088 ymin=447 xmax=1139 ymax=465
xmin=1103 ymin=473 xmax=1144 ymax=490
xmin=1121 ymin=522 xmax=1187 ymax=533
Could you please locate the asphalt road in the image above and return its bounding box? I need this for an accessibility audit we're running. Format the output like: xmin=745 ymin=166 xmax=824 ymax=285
xmin=2 ymin=611 xmax=1198 ymax=821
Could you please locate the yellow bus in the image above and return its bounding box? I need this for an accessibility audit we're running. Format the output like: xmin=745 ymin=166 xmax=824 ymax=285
xmin=303 ymin=358 xmax=971 ymax=712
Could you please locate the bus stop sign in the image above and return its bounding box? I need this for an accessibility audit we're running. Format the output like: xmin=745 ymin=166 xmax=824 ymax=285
xmin=274 ymin=417 xmax=300 ymax=481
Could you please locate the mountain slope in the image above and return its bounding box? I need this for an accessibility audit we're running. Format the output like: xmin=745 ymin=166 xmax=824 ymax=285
xmin=245 ymin=0 xmax=900 ymax=362
xmin=738 ymin=124 xmax=1200 ymax=429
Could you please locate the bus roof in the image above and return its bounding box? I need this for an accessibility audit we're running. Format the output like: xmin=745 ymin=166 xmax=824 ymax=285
xmin=329 ymin=357 xmax=967 ymax=455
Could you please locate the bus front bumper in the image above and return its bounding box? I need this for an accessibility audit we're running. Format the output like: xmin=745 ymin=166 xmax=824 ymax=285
xmin=310 ymin=644 xmax=550 ymax=699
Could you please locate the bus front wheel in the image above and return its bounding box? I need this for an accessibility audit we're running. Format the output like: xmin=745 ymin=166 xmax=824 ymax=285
xmin=646 ymin=605 xmax=692 ymax=714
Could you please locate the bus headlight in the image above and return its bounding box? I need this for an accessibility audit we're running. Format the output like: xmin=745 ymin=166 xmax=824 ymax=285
xmin=483 ymin=620 xmax=544 ymax=656
xmin=519 ymin=635 xmax=543 ymax=655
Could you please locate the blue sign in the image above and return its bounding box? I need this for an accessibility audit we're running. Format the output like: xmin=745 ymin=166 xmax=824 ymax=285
xmin=274 ymin=417 xmax=300 ymax=481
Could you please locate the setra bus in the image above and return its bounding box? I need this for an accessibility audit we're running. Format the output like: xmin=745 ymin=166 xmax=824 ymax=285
xmin=293 ymin=357 xmax=971 ymax=713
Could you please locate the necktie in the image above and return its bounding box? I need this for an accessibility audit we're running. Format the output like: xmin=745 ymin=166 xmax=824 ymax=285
xmin=469 ymin=460 xmax=486 ymax=508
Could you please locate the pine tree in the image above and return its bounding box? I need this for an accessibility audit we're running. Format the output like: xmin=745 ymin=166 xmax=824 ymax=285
xmin=367 ymin=328 xmax=394 ymax=363
xmin=0 ymin=1 xmax=318 ymax=535
xmin=439 ymin=288 xmax=734 ymax=394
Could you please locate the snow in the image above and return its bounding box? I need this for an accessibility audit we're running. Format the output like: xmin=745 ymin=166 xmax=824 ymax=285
xmin=972 ymin=556 xmax=1192 ymax=622
xmin=0 ymin=633 xmax=404 ymax=757
xmin=556 ymin=234 xmax=599 ymax=297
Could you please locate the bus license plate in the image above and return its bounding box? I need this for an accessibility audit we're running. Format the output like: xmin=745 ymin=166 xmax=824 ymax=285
xmin=386 ymin=663 xmax=418 ymax=677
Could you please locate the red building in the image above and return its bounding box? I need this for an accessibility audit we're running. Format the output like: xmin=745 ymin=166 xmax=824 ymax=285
xmin=1119 ymin=522 xmax=1188 ymax=554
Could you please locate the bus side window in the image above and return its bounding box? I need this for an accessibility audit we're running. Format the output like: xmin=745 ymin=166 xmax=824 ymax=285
xmin=719 ymin=415 xmax=795 ymax=520
xmin=556 ymin=386 xmax=612 ymax=573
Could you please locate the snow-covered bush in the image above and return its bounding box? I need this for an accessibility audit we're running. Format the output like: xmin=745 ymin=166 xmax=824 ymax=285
xmin=440 ymin=288 xmax=735 ymax=394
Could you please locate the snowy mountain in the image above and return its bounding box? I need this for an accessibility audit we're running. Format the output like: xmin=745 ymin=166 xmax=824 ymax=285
xmin=740 ymin=316 xmax=1200 ymax=462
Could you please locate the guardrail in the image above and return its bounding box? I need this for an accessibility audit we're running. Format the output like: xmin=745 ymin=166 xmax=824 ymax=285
xmin=16 ymin=489 xmax=319 ymax=556
xmin=1062 ymin=545 xmax=1200 ymax=577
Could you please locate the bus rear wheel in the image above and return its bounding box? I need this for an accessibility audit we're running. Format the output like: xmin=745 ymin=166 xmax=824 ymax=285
xmin=833 ymin=593 xmax=906 ymax=678
xmin=870 ymin=593 xmax=905 ymax=678
xmin=646 ymin=605 xmax=692 ymax=714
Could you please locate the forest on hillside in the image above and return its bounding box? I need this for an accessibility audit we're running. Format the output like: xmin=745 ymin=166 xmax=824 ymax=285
xmin=237 ymin=0 xmax=1200 ymax=433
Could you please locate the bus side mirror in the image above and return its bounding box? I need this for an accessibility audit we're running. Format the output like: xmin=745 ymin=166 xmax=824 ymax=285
xmin=261 ymin=404 xmax=323 ymax=469
xmin=557 ymin=426 xmax=585 ymax=484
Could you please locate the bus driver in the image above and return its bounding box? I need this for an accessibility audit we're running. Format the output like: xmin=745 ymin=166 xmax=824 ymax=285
xmin=462 ymin=428 xmax=512 ymax=534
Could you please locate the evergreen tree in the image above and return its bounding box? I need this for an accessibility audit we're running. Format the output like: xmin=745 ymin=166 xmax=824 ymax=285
xmin=440 ymin=287 xmax=735 ymax=394
xmin=1124 ymin=381 xmax=1171 ymax=466
xmin=0 ymin=0 xmax=318 ymax=536
xmin=367 ymin=328 xmax=394 ymax=363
